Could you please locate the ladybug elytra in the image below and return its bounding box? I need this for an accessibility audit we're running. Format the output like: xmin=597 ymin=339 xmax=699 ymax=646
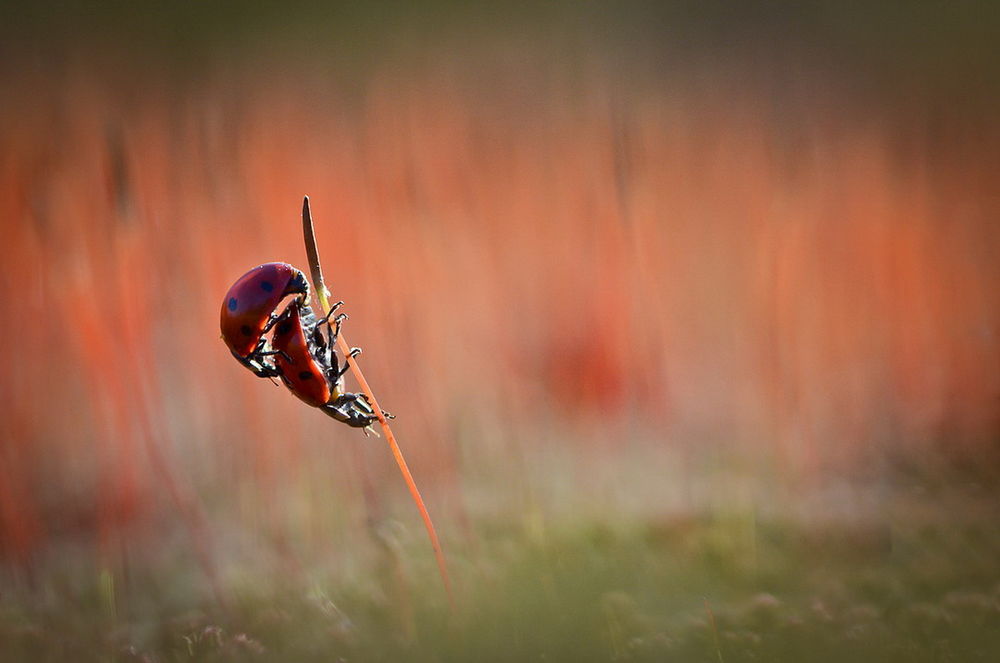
xmin=220 ymin=262 xmax=309 ymax=377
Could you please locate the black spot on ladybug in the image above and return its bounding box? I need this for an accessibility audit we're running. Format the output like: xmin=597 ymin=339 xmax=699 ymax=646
xmin=260 ymin=281 xmax=274 ymax=292
xmin=240 ymin=325 xmax=253 ymax=336
xmin=228 ymin=297 xmax=238 ymax=311
xmin=276 ymin=321 xmax=292 ymax=335
xmin=298 ymin=371 xmax=315 ymax=380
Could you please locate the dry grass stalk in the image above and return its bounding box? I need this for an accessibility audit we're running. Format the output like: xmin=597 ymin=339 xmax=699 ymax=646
xmin=301 ymin=196 xmax=455 ymax=608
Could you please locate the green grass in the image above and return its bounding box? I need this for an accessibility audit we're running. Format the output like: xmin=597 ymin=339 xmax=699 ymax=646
xmin=2 ymin=479 xmax=998 ymax=662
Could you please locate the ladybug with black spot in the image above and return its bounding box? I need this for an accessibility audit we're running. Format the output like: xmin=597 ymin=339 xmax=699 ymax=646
xmin=270 ymin=301 xmax=378 ymax=428
xmin=220 ymin=262 xmax=309 ymax=377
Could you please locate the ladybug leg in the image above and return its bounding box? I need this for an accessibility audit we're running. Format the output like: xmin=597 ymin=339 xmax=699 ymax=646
xmin=325 ymin=352 xmax=341 ymax=384
xmin=313 ymin=317 xmax=343 ymax=349
xmin=262 ymin=313 xmax=281 ymax=333
xmin=333 ymin=347 xmax=362 ymax=380
xmin=321 ymin=393 xmax=377 ymax=428
xmin=231 ymin=348 xmax=281 ymax=378
xmin=267 ymin=300 xmax=300 ymax=332
xmin=326 ymin=314 xmax=348 ymax=344
xmin=249 ymin=337 xmax=287 ymax=370
xmin=317 ymin=310 xmax=348 ymax=345
xmin=309 ymin=324 xmax=327 ymax=353
xmin=246 ymin=362 xmax=281 ymax=378
xmin=259 ymin=349 xmax=293 ymax=363
xmin=314 ymin=302 xmax=344 ymax=330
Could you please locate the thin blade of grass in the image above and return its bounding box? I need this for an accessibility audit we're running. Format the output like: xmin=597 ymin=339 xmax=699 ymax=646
xmin=301 ymin=196 xmax=455 ymax=608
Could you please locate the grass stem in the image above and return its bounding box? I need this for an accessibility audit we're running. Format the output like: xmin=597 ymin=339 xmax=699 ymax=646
xmin=301 ymin=196 xmax=455 ymax=608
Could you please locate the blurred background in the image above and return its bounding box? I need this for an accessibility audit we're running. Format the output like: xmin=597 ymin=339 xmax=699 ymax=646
xmin=1 ymin=2 xmax=998 ymax=660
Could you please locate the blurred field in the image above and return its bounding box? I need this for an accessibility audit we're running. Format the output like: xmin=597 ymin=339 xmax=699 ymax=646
xmin=3 ymin=483 xmax=999 ymax=661
xmin=1 ymin=3 xmax=999 ymax=660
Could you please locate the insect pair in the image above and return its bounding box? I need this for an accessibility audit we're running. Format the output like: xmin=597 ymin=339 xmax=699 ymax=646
xmin=220 ymin=262 xmax=381 ymax=429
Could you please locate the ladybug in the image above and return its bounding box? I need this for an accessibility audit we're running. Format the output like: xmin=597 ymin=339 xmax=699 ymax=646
xmin=271 ymin=300 xmax=379 ymax=428
xmin=220 ymin=262 xmax=310 ymax=377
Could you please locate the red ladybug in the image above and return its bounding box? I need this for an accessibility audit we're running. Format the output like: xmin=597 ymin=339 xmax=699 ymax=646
xmin=220 ymin=262 xmax=310 ymax=377
xmin=271 ymin=301 xmax=378 ymax=428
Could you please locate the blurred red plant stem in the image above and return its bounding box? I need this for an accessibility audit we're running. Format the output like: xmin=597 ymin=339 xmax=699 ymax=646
xmin=301 ymin=196 xmax=455 ymax=609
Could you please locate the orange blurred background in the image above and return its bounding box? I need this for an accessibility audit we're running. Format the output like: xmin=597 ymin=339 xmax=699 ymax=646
xmin=0 ymin=4 xmax=998 ymax=575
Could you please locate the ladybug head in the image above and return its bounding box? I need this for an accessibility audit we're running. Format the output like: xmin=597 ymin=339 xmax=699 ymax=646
xmin=285 ymin=269 xmax=309 ymax=298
